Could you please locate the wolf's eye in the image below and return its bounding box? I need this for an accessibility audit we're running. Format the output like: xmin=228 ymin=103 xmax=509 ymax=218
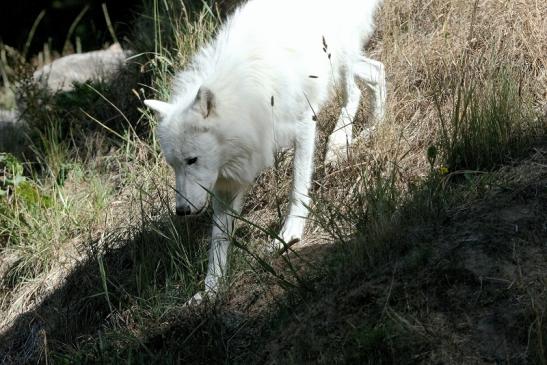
xmin=186 ymin=157 xmax=198 ymax=165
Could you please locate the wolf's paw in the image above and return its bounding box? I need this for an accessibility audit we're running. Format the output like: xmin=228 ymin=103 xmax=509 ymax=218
xmin=325 ymin=133 xmax=350 ymax=163
xmin=358 ymin=125 xmax=377 ymax=143
xmin=269 ymin=237 xmax=300 ymax=254
xmin=325 ymin=144 xmax=348 ymax=163
xmin=184 ymin=291 xmax=206 ymax=307
xmin=269 ymin=221 xmax=303 ymax=254
xmin=184 ymin=290 xmax=216 ymax=307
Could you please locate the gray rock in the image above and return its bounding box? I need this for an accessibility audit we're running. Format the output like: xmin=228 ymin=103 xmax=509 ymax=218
xmin=1 ymin=44 xmax=132 ymax=154
xmin=33 ymin=43 xmax=131 ymax=91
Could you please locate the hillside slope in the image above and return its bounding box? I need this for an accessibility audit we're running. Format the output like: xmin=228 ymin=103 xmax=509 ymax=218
xmin=0 ymin=0 xmax=546 ymax=363
xmin=111 ymin=146 xmax=545 ymax=364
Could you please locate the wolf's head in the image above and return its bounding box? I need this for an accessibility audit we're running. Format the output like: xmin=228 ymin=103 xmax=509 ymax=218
xmin=145 ymin=87 xmax=221 ymax=216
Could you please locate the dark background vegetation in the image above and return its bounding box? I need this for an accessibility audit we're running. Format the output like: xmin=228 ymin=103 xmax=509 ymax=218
xmin=0 ymin=0 xmax=138 ymax=55
xmin=0 ymin=0 xmax=238 ymax=56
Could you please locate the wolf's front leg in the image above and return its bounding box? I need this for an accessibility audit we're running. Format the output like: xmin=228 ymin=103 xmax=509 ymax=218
xmin=273 ymin=116 xmax=316 ymax=252
xmin=186 ymin=189 xmax=245 ymax=306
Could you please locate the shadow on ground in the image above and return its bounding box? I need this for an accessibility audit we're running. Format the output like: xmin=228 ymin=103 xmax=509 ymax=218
xmin=0 ymin=211 xmax=211 ymax=363
xmin=247 ymin=147 xmax=547 ymax=364
xmin=129 ymin=147 xmax=547 ymax=365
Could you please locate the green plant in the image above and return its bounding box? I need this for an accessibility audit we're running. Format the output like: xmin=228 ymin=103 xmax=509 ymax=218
xmin=435 ymin=67 xmax=542 ymax=172
xmin=0 ymin=153 xmax=26 ymax=196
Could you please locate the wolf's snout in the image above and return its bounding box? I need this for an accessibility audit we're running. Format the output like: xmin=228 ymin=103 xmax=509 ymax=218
xmin=176 ymin=206 xmax=193 ymax=216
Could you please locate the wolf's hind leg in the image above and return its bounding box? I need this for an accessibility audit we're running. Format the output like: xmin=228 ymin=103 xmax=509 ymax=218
xmin=326 ymin=70 xmax=362 ymax=162
xmin=354 ymin=56 xmax=386 ymax=139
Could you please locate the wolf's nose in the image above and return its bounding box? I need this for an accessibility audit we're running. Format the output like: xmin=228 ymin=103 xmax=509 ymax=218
xmin=176 ymin=206 xmax=192 ymax=216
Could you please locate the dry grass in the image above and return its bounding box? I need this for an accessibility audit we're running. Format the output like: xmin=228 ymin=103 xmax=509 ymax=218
xmin=0 ymin=0 xmax=546 ymax=363
xmin=371 ymin=0 xmax=546 ymax=170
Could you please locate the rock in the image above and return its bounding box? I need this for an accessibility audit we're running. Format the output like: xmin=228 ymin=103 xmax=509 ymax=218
xmin=0 ymin=44 xmax=132 ymax=154
xmin=32 ymin=43 xmax=131 ymax=91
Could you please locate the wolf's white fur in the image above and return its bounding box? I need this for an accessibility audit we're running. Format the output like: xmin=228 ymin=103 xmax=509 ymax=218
xmin=145 ymin=0 xmax=386 ymax=303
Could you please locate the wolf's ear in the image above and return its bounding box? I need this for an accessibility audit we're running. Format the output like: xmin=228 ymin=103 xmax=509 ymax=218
xmin=144 ymin=99 xmax=174 ymax=116
xmin=195 ymin=87 xmax=215 ymax=119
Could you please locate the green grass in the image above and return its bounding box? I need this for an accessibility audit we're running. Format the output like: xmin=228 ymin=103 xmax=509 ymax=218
xmin=435 ymin=66 xmax=543 ymax=172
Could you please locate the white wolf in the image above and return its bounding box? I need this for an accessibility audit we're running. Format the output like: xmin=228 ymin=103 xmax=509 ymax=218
xmin=145 ymin=0 xmax=386 ymax=303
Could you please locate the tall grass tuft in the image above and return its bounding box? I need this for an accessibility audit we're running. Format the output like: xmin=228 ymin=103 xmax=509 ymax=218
xmin=436 ymin=67 xmax=543 ymax=172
